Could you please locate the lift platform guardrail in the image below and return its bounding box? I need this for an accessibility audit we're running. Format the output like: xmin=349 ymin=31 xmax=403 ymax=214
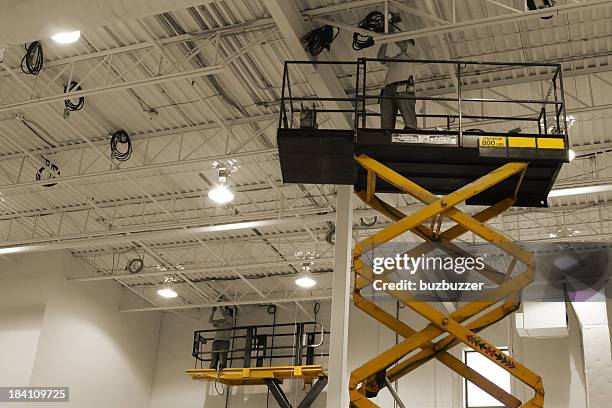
xmin=277 ymin=58 xmax=569 ymax=208
xmin=187 ymin=321 xmax=330 ymax=408
xmin=191 ymin=321 xmax=329 ymax=368
xmin=279 ymin=58 xmax=568 ymax=145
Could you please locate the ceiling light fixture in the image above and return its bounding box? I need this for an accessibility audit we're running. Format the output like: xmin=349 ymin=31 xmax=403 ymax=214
xmin=51 ymin=30 xmax=81 ymax=44
xmin=208 ymin=184 xmax=234 ymax=204
xmin=157 ymin=276 xmax=178 ymax=298
xmin=295 ymin=251 xmax=317 ymax=288
xmin=208 ymin=160 xmax=239 ymax=204
xmin=295 ymin=274 xmax=317 ymax=288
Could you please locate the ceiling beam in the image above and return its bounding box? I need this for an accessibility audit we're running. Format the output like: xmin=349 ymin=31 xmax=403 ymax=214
xmin=263 ymin=0 xmax=353 ymax=129
xmin=0 ymin=113 xmax=276 ymax=162
xmin=71 ymin=257 xmax=335 ymax=282
xmin=121 ymin=294 xmax=331 ymax=312
xmin=0 ymin=64 xmax=224 ymax=113
xmin=376 ymin=0 xmax=612 ymax=44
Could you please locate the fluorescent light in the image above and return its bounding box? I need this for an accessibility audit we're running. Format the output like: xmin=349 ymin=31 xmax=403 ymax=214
xmin=208 ymin=184 xmax=234 ymax=204
xmin=295 ymin=274 xmax=317 ymax=288
xmin=157 ymin=287 xmax=178 ymax=298
xmin=568 ymin=149 xmax=576 ymax=161
xmin=548 ymin=184 xmax=612 ymax=198
xmin=51 ymin=30 xmax=81 ymax=44
xmin=0 ymin=245 xmax=28 ymax=255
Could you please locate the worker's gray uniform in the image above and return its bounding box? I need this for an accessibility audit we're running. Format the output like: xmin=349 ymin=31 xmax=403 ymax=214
xmin=380 ymin=47 xmax=420 ymax=130
xmin=210 ymin=313 xmax=233 ymax=370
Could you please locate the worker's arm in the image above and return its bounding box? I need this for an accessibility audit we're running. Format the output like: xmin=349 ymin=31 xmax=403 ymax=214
xmin=209 ymin=307 xmax=217 ymax=326
xmin=377 ymin=22 xmax=395 ymax=63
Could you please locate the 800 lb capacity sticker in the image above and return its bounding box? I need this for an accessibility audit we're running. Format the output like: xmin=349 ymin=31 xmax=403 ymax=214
xmin=479 ymin=136 xmax=506 ymax=147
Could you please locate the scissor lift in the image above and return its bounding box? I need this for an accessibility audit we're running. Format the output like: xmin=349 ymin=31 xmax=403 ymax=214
xmin=277 ymin=58 xmax=569 ymax=407
xmin=187 ymin=321 xmax=329 ymax=408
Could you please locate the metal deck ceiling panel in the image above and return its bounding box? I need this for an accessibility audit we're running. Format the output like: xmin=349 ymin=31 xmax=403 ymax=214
xmin=1 ymin=0 xmax=612 ymax=310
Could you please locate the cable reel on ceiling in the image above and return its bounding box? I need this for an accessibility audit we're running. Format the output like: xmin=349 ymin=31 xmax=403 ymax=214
xmin=21 ymin=41 xmax=43 ymax=75
xmin=526 ymin=0 xmax=556 ymax=19
xmin=302 ymin=25 xmax=339 ymax=56
xmin=110 ymin=129 xmax=132 ymax=162
xmin=126 ymin=258 xmax=144 ymax=274
xmin=36 ymin=157 xmax=60 ymax=187
xmin=325 ymin=227 xmax=336 ymax=245
xmin=352 ymin=11 xmax=402 ymax=51
xmin=359 ymin=216 xmax=378 ymax=227
xmin=63 ymin=81 xmax=85 ymax=118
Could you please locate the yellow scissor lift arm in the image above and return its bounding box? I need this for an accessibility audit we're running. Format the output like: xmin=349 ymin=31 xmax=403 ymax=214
xmin=349 ymin=154 xmax=544 ymax=408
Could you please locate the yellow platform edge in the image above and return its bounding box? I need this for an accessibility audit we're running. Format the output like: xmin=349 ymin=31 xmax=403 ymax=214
xmin=186 ymin=365 xmax=326 ymax=386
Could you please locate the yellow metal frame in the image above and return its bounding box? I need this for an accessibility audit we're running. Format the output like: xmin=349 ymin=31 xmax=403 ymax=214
xmin=186 ymin=365 xmax=326 ymax=386
xmin=350 ymin=154 xmax=544 ymax=408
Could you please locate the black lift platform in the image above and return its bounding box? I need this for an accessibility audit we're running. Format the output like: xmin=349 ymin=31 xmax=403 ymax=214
xmin=277 ymin=58 xmax=569 ymax=208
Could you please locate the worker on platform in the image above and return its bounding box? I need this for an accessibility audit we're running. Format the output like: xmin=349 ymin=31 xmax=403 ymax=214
xmin=377 ymin=23 xmax=420 ymax=130
xmin=209 ymin=306 xmax=234 ymax=371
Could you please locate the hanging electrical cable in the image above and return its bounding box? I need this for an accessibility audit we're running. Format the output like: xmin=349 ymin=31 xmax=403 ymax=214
xmin=352 ymin=11 xmax=401 ymax=51
xmin=63 ymin=81 xmax=85 ymax=112
xmin=20 ymin=41 xmax=43 ymax=75
xmin=17 ymin=116 xmax=61 ymax=188
xmin=301 ymin=25 xmax=339 ymax=57
xmin=35 ymin=157 xmax=60 ymax=187
xmin=110 ymin=129 xmax=133 ymax=162
xmin=527 ymin=0 xmax=556 ymax=19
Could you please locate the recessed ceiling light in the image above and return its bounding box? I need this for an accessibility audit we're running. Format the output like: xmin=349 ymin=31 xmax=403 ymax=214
xmin=51 ymin=30 xmax=81 ymax=44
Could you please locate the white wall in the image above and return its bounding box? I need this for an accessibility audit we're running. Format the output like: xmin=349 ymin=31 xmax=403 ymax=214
xmin=149 ymin=298 xmax=592 ymax=408
xmin=0 ymin=251 xmax=162 ymax=408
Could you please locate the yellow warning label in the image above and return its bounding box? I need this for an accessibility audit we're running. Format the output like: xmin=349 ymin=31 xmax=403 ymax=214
xmin=479 ymin=136 xmax=506 ymax=147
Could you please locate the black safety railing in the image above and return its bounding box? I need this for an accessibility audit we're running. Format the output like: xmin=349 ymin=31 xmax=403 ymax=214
xmin=192 ymin=321 xmax=329 ymax=369
xmin=279 ymin=58 xmax=568 ymax=148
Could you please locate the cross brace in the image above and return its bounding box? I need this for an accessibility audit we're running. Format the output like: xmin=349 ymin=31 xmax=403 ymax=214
xmin=349 ymin=154 xmax=544 ymax=408
xmin=265 ymin=375 xmax=328 ymax=408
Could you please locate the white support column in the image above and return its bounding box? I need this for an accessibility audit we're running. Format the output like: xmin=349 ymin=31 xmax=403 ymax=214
xmin=326 ymin=185 xmax=353 ymax=407
xmin=570 ymin=290 xmax=612 ymax=408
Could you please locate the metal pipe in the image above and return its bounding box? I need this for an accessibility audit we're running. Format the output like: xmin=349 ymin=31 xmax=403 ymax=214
xmin=385 ymin=378 xmax=407 ymax=408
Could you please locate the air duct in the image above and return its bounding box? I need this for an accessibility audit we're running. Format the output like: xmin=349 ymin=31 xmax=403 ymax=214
xmin=0 ymin=0 xmax=217 ymax=47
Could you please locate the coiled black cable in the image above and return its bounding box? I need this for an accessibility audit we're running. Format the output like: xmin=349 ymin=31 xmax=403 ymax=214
xmin=352 ymin=11 xmax=385 ymax=50
xmin=301 ymin=25 xmax=339 ymax=57
xmin=110 ymin=129 xmax=132 ymax=161
xmin=36 ymin=158 xmax=60 ymax=187
xmin=64 ymin=81 xmax=85 ymax=111
xmin=21 ymin=42 xmax=43 ymax=75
